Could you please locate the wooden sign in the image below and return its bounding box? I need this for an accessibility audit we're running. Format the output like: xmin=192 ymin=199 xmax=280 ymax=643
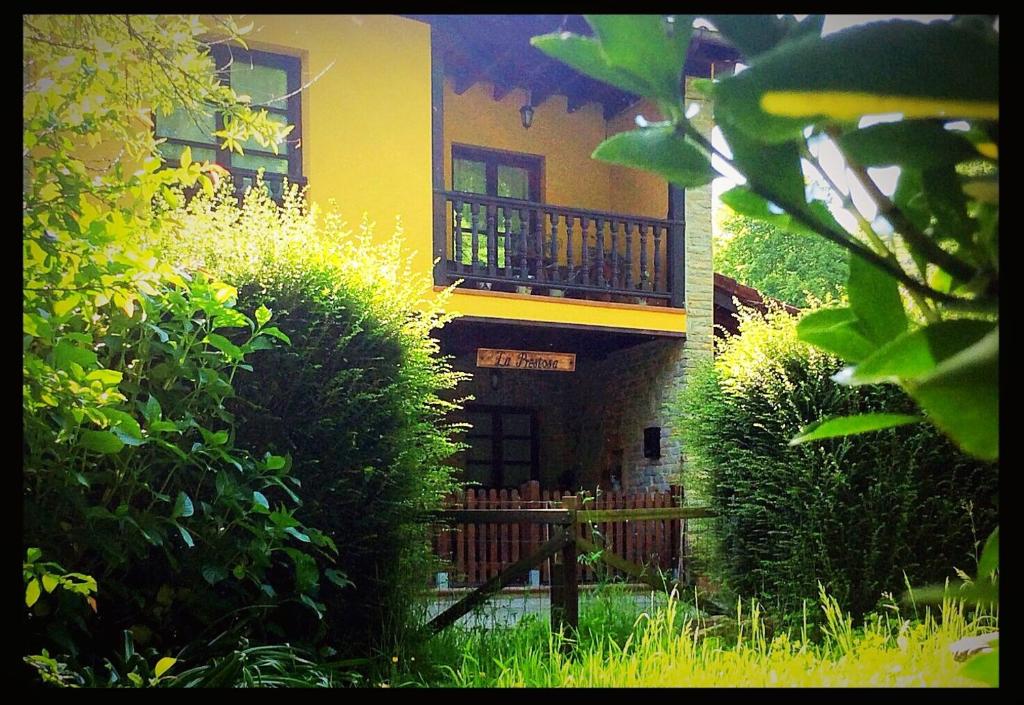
xmin=477 ymin=348 xmax=576 ymax=372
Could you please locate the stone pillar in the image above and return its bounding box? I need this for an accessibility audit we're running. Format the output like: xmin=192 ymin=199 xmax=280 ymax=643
xmin=681 ymin=77 xmax=716 ymax=378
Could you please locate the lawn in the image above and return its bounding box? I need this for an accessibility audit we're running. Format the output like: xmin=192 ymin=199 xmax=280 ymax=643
xmin=393 ymin=586 xmax=996 ymax=687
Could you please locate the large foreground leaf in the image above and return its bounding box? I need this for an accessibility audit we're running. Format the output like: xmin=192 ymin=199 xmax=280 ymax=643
xmin=715 ymin=19 xmax=999 ymax=143
xmin=790 ymin=413 xmax=921 ymax=445
xmin=593 ymin=126 xmax=713 ymax=187
xmin=839 ymin=318 xmax=996 ymax=385
xmin=906 ymin=327 xmax=998 ymax=460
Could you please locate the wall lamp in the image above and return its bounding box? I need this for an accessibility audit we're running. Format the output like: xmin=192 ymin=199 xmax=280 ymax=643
xmin=520 ymin=91 xmax=535 ymax=129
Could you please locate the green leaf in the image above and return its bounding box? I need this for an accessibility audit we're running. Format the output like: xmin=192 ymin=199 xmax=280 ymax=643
xmin=720 ymin=187 xmax=840 ymax=239
xmin=264 ymin=454 xmax=287 ymax=471
xmin=716 ymin=115 xmax=806 ymax=208
xmin=847 ymin=253 xmax=907 ymax=346
xmin=977 ymin=527 xmax=998 ymax=580
xmin=300 ymin=594 xmax=325 ymax=619
xmin=255 ymin=304 xmax=272 ymax=327
xmin=26 ymin=579 xmax=41 ymax=607
xmin=530 ymin=33 xmax=652 ymax=98
xmin=53 ymin=341 xmax=98 ymax=371
xmin=325 ymin=568 xmax=352 ymax=589
xmin=284 ymin=548 xmax=319 ymax=592
xmin=143 ymin=395 xmax=162 ymax=423
xmin=585 ymin=14 xmax=691 ymax=103
xmin=705 ymin=14 xmax=794 ymax=58
xmin=53 ymin=293 xmax=81 ymax=317
xmin=101 ymin=408 xmax=143 ymax=440
xmin=790 ymin=413 xmax=922 ymax=445
xmin=961 ymin=648 xmax=998 ymax=687
xmin=26 ymin=547 xmax=42 ymax=563
xmin=285 ymin=526 xmax=311 ymax=543
xmin=41 ymin=574 xmax=60 ymax=593
xmin=180 ymin=145 xmax=192 ymax=169
xmin=172 ymin=491 xmax=194 ymax=519
xmin=258 ymin=327 xmax=291 ymax=345
xmin=839 ymin=120 xmax=981 ymax=169
xmin=592 ymin=126 xmax=714 ymax=187
xmin=714 ymin=19 xmax=999 ymax=143
xmin=202 ymin=565 xmax=227 ymax=585
xmin=85 ymin=369 xmax=123 ymax=387
xmin=796 ymin=307 xmax=876 ymax=363
xmin=838 ymin=319 xmax=996 ymax=385
xmin=204 ymin=333 xmax=243 ymax=361
xmin=252 ymin=491 xmax=270 ymax=510
xmin=213 ymin=307 xmax=252 ymax=330
xmin=154 ymin=657 xmax=177 ymax=679
xmin=80 ymin=430 xmax=125 ymax=455
xmin=907 ymin=327 xmax=998 ymax=460
xmin=146 ymin=323 xmax=170 ymax=343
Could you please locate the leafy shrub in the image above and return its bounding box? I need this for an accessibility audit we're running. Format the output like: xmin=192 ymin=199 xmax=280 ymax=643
xmin=674 ymin=305 xmax=997 ymax=619
xmin=23 ymin=15 xmax=327 ymax=681
xmin=153 ymin=178 xmax=466 ymax=656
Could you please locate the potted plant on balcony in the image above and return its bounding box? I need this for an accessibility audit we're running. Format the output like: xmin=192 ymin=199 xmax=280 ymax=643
xmin=631 ymin=269 xmax=652 ymax=304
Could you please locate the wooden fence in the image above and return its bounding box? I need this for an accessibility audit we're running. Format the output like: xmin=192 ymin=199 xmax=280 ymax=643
xmin=432 ymin=481 xmax=687 ymax=587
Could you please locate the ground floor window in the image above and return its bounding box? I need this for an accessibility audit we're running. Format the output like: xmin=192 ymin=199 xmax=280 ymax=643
xmin=463 ymin=405 xmax=538 ymax=488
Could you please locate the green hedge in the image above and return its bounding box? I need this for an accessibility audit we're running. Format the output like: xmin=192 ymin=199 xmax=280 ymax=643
xmin=675 ymin=306 xmax=997 ymax=619
xmin=158 ymin=182 xmax=465 ymax=655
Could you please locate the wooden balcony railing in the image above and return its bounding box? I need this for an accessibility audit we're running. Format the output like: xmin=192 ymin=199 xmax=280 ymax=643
xmin=435 ymin=190 xmax=685 ymax=307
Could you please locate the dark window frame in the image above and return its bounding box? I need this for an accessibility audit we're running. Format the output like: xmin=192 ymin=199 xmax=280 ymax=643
xmin=451 ymin=143 xmax=543 ymax=203
xmin=155 ymin=45 xmax=304 ymax=197
xmin=463 ymin=404 xmax=539 ymax=488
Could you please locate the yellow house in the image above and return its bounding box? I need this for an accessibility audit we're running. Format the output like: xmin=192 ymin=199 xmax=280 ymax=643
xmin=163 ymin=14 xmax=739 ymax=492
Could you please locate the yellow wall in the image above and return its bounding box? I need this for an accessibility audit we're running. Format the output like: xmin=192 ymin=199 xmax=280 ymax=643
xmin=443 ymin=81 xmax=613 ymax=211
xmin=240 ymin=15 xmax=435 ymax=278
xmin=233 ymin=16 xmax=684 ymax=334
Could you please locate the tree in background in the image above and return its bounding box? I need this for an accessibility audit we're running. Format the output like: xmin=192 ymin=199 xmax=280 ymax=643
xmin=715 ymin=210 xmax=847 ymax=308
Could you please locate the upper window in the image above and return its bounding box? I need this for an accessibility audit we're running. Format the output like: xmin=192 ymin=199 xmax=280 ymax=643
xmin=451 ymin=145 xmax=543 ymax=268
xmin=155 ymin=46 xmax=303 ymax=200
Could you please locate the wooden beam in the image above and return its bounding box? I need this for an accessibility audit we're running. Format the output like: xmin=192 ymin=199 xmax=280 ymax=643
xmin=424 ymin=530 xmax=569 ymax=635
xmin=575 ymin=506 xmax=716 ymax=522
xmin=575 ymin=534 xmax=672 ymax=594
xmin=453 ymin=69 xmax=482 ymax=95
xmin=529 ymin=65 xmax=577 ymax=108
xmin=436 ymin=508 xmax=574 ymax=525
xmin=566 ymin=91 xmax=589 ymax=113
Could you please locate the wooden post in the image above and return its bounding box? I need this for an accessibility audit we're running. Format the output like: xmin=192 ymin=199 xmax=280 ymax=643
xmin=550 ymin=495 xmax=578 ymax=645
xmin=668 ymin=184 xmax=686 ymax=308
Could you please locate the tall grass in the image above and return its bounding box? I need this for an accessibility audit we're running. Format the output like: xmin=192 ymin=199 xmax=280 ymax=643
xmin=397 ymin=586 xmax=996 ymax=687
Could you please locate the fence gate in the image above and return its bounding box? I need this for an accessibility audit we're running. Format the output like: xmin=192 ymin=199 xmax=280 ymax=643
xmin=425 ymin=490 xmax=716 ymax=646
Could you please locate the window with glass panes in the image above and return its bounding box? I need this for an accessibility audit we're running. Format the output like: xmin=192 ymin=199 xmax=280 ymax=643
xmin=451 ymin=145 xmax=542 ymax=269
xmin=462 ymin=405 xmax=539 ymax=488
xmin=155 ymin=47 xmax=302 ymax=199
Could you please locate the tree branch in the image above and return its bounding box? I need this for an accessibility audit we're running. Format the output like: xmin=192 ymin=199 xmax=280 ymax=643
xmin=824 ymin=126 xmax=976 ymax=284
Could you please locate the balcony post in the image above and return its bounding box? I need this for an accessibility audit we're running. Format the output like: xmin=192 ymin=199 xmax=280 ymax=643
xmin=431 ymin=25 xmax=446 ymax=286
xmin=668 ymin=184 xmax=686 ymax=308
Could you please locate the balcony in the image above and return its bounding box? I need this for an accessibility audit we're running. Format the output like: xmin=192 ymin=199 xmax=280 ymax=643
xmin=436 ymin=190 xmax=684 ymax=307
